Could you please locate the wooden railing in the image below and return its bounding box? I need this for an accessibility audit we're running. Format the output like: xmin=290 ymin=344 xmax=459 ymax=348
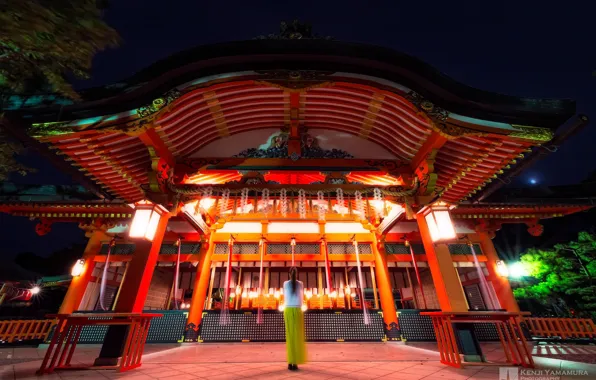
xmin=0 ymin=319 xmax=55 ymax=343
xmin=524 ymin=317 xmax=596 ymax=339
xmin=421 ymin=311 xmax=534 ymax=369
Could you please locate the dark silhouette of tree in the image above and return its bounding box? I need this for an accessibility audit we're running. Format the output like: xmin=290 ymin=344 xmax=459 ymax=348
xmin=0 ymin=0 xmax=119 ymax=100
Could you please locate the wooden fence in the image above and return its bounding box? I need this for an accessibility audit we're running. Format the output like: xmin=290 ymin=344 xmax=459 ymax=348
xmin=524 ymin=317 xmax=596 ymax=339
xmin=0 ymin=319 xmax=55 ymax=343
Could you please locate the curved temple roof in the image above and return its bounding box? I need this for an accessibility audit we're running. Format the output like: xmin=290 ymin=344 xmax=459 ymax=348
xmin=1 ymin=38 xmax=579 ymax=205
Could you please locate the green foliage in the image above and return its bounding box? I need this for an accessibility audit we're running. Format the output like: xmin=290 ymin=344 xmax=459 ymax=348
xmin=0 ymin=0 xmax=119 ymax=100
xmin=513 ymin=232 xmax=596 ymax=319
xmin=0 ymin=126 xmax=36 ymax=181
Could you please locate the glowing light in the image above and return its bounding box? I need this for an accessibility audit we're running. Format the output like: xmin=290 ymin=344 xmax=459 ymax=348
xmin=218 ymin=222 xmax=262 ymax=233
xmin=274 ymin=291 xmax=280 ymax=299
xmin=331 ymin=291 xmax=337 ymax=298
xmin=325 ymin=222 xmax=369 ymax=234
xmin=421 ymin=202 xmax=456 ymax=242
xmin=529 ymin=178 xmax=537 ymax=185
xmin=199 ymin=197 xmax=216 ymax=211
xmin=278 ymin=305 xmax=285 ymax=312
xmin=496 ymin=260 xmax=509 ymax=277
xmin=509 ymin=262 xmax=529 ymax=278
xmin=129 ymin=201 xmax=167 ymax=241
xmin=268 ymin=222 xmax=319 ymax=234
xmin=230 ymin=293 xmax=236 ymax=298
xmin=30 ymin=286 xmax=41 ymax=295
xmin=305 ymin=290 xmax=313 ymax=299
xmin=371 ymin=200 xmax=385 ymax=213
xmin=301 ymin=304 xmax=308 ymax=312
xmin=71 ymin=259 xmax=85 ymax=277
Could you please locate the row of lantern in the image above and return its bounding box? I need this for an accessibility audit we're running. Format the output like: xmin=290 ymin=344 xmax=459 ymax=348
xmin=67 ymin=201 xmax=458 ymax=279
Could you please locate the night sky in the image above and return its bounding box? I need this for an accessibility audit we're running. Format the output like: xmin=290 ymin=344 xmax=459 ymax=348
xmin=2 ymin=1 xmax=595 ymax=278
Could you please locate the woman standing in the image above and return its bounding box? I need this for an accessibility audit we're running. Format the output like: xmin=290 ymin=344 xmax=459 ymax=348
xmin=283 ymin=267 xmax=306 ymax=370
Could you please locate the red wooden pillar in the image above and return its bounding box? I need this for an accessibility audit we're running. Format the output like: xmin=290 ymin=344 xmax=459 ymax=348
xmin=59 ymin=229 xmax=109 ymax=314
xmin=477 ymin=231 xmax=520 ymax=312
xmin=95 ymin=213 xmax=170 ymax=365
xmin=184 ymin=237 xmax=213 ymax=341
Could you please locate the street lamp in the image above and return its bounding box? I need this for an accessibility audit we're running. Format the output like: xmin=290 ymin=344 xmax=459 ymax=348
xmin=508 ymin=262 xmax=529 ymax=278
xmin=129 ymin=200 xmax=168 ymax=241
xmin=420 ymin=202 xmax=456 ymax=242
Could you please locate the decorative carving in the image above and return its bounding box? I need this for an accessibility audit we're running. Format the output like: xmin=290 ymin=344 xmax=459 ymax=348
xmin=254 ymin=20 xmax=333 ymax=40
xmin=99 ymin=89 xmax=183 ymax=136
xmin=526 ymin=221 xmax=544 ymax=237
xmin=35 ymin=218 xmax=52 ymax=236
xmin=184 ymin=323 xmax=200 ymax=342
xmin=433 ymin=122 xmax=487 ymax=138
xmin=29 ymin=121 xmax=76 ymax=138
xmin=323 ymin=173 xmax=349 ymax=185
xmin=415 ymin=149 xmax=438 ymax=196
xmin=509 ymin=125 xmax=554 ymax=142
xmin=147 ymin=146 xmax=172 ymax=193
xmin=136 ymin=89 xmax=182 ymax=118
xmin=384 ymin=322 xmax=401 ymax=341
xmin=405 ymin=92 xmax=448 ymax=122
xmin=234 ymin=128 xmax=353 ymax=159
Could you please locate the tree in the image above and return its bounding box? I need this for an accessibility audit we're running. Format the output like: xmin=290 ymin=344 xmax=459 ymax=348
xmin=0 ymin=0 xmax=119 ymax=100
xmin=0 ymin=126 xmax=36 ymax=181
xmin=513 ymin=232 xmax=596 ymax=319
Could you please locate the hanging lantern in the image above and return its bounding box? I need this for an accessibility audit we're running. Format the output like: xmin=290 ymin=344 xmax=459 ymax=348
xmin=290 ymin=237 xmax=296 ymax=266
xmin=298 ymin=189 xmax=307 ymax=219
xmin=280 ymin=188 xmax=289 ymax=217
xmin=129 ymin=200 xmax=168 ymax=241
xmin=420 ymin=202 xmax=456 ymax=242
xmin=317 ymin=191 xmax=326 ymax=221
xmin=71 ymin=259 xmax=85 ymax=277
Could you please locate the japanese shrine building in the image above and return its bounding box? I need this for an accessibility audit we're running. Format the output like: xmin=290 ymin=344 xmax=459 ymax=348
xmin=1 ymin=26 xmax=592 ymax=344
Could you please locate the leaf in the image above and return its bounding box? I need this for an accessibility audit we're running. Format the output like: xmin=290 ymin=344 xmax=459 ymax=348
xmin=0 ymin=0 xmax=120 ymax=99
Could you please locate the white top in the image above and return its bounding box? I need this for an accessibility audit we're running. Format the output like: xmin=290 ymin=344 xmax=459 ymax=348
xmin=283 ymin=280 xmax=304 ymax=307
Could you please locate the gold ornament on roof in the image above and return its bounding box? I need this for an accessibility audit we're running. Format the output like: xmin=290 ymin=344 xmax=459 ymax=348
xmin=509 ymin=125 xmax=554 ymax=142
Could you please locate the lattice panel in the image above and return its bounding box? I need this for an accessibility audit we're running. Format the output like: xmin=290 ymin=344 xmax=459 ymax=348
xmin=398 ymin=310 xmax=500 ymax=342
xmin=327 ymin=243 xmax=372 ymax=255
xmin=213 ymin=243 xmax=260 ymax=255
xmin=267 ymin=243 xmax=320 ymax=255
xmin=159 ymin=243 xmax=202 ymax=255
xmin=384 ymin=243 xmax=425 ymax=255
xmin=199 ymin=310 xmax=384 ymax=342
xmin=99 ymin=244 xmax=135 ymax=255
xmin=200 ymin=311 xmax=285 ymax=342
xmin=448 ymin=244 xmax=483 ymax=255
xmin=399 ymin=310 xmax=437 ymax=341
xmin=305 ymin=311 xmax=384 ymax=342
xmin=58 ymin=310 xmax=187 ymax=344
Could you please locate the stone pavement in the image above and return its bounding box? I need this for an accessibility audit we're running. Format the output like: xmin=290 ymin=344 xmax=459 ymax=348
xmin=0 ymin=342 xmax=595 ymax=379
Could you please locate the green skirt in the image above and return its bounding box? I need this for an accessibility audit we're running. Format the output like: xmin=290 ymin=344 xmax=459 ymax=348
xmin=284 ymin=307 xmax=306 ymax=364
